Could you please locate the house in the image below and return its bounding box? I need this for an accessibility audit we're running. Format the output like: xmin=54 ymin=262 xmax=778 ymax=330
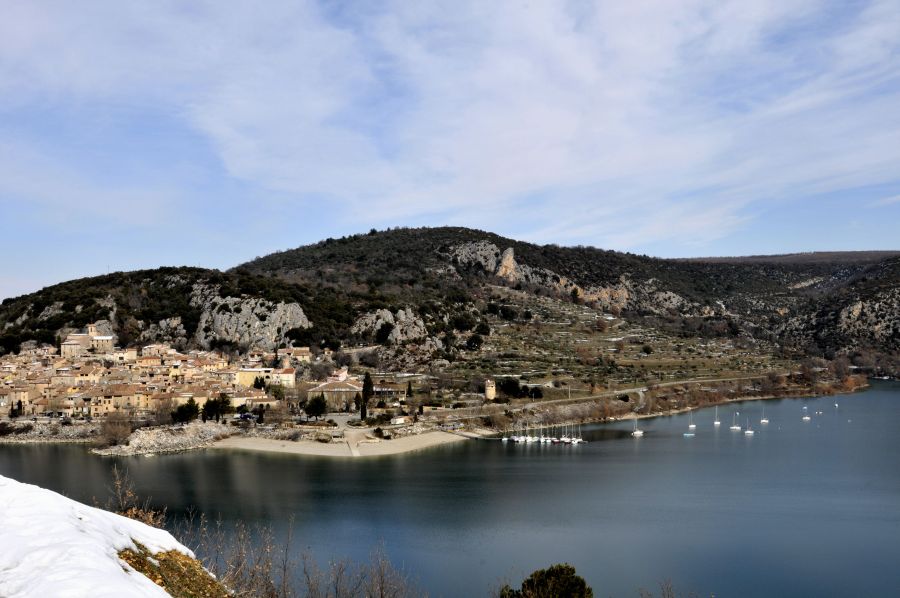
xmin=111 ymin=348 xmax=138 ymax=364
xmin=288 ymin=347 xmax=312 ymax=363
xmin=307 ymin=379 xmax=363 ymax=412
xmin=90 ymin=335 xmax=115 ymax=353
xmin=137 ymin=355 xmax=162 ymax=368
xmin=234 ymin=367 xmax=296 ymax=389
xmin=61 ymin=340 xmax=85 ymax=359
xmin=141 ymin=344 xmax=172 ymax=357
xmin=64 ymin=333 xmax=92 ymax=350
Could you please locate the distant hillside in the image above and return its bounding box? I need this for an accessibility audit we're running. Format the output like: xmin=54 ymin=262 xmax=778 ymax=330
xmin=239 ymin=227 xmax=900 ymax=356
xmin=679 ymin=251 xmax=900 ymax=265
xmin=2 ymin=227 xmax=898 ymax=360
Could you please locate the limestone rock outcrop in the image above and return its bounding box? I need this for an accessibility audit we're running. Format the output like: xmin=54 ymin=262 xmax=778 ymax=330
xmin=351 ymin=308 xmax=428 ymax=344
xmin=190 ymin=284 xmax=311 ymax=351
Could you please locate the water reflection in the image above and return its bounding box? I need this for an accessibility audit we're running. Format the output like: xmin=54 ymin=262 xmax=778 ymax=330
xmin=1 ymin=382 xmax=899 ymax=597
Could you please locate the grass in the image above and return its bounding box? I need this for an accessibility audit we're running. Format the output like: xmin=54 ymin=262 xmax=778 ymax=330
xmin=119 ymin=542 xmax=230 ymax=598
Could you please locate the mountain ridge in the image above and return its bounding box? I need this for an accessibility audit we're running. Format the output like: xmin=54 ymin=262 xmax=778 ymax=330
xmin=2 ymin=227 xmax=898 ymax=363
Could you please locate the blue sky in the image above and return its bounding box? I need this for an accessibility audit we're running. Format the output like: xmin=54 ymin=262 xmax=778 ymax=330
xmin=2 ymin=0 xmax=899 ymax=299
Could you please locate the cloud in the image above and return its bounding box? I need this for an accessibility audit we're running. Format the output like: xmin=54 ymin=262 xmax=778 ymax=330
xmin=1 ymin=0 xmax=899 ymax=254
xmin=870 ymin=194 xmax=900 ymax=207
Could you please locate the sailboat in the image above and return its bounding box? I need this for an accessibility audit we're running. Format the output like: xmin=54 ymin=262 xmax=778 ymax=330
xmin=688 ymin=411 xmax=696 ymax=430
xmin=744 ymin=418 xmax=755 ymax=436
xmin=631 ymin=418 xmax=644 ymax=437
xmin=729 ymin=412 xmax=741 ymax=431
xmin=542 ymin=425 xmax=552 ymax=444
xmin=760 ymin=406 xmax=769 ymax=425
xmin=571 ymin=424 xmax=585 ymax=444
xmin=802 ymin=406 xmax=811 ymax=422
xmin=713 ymin=406 xmax=721 ymax=427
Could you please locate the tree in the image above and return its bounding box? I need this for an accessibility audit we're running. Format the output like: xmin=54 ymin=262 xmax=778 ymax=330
xmin=475 ymin=321 xmax=491 ymax=336
xmin=201 ymin=395 xmax=232 ymax=423
xmin=253 ymin=376 xmax=266 ymax=390
xmin=466 ymin=334 xmax=484 ymax=350
xmin=100 ymin=411 xmax=133 ymax=447
xmin=172 ymin=398 xmax=199 ymax=424
xmin=361 ymin=372 xmax=374 ymax=420
xmin=498 ymin=563 xmax=593 ymax=598
xmin=306 ymin=394 xmax=327 ymax=421
xmin=268 ymin=384 xmax=285 ymax=401
xmin=499 ymin=306 xmax=518 ymax=321
xmin=406 ymin=381 xmax=413 ymax=398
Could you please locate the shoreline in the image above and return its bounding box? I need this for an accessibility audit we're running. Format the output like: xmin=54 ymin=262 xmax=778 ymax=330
xmin=0 ymin=380 xmax=882 ymax=453
xmin=210 ymin=430 xmax=466 ymax=458
xmin=613 ymin=381 xmax=873 ymax=424
xmin=487 ymin=380 xmax=875 ymax=437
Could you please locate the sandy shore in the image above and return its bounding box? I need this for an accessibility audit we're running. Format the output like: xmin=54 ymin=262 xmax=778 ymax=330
xmin=210 ymin=430 xmax=466 ymax=458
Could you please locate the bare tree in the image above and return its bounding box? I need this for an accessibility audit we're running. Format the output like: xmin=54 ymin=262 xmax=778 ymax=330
xmin=100 ymin=411 xmax=133 ymax=447
xmin=151 ymin=397 xmax=175 ymax=426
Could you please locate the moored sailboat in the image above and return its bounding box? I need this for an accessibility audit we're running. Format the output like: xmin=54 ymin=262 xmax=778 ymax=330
xmin=631 ymin=418 xmax=644 ymax=437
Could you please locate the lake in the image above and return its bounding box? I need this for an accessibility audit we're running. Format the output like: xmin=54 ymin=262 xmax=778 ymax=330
xmin=2 ymin=381 xmax=899 ymax=597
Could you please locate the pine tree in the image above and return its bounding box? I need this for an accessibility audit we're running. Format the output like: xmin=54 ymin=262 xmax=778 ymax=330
xmin=361 ymin=372 xmax=374 ymax=421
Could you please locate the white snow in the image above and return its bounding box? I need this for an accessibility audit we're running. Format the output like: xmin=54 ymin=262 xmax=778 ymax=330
xmin=0 ymin=475 xmax=193 ymax=598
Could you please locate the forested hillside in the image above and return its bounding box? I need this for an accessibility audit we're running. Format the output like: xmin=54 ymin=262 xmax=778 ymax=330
xmin=2 ymin=227 xmax=898 ymax=362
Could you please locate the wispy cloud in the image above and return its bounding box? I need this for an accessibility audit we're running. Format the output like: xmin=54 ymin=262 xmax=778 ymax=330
xmin=1 ymin=0 xmax=899 ymax=281
xmin=870 ymin=194 xmax=900 ymax=207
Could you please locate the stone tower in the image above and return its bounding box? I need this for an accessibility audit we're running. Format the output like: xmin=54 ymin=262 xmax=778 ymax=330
xmin=484 ymin=379 xmax=496 ymax=401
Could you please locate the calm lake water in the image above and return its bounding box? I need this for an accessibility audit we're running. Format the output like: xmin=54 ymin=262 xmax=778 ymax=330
xmin=3 ymin=381 xmax=900 ymax=597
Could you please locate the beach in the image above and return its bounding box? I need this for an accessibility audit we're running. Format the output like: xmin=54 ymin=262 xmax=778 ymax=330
xmin=211 ymin=430 xmax=466 ymax=458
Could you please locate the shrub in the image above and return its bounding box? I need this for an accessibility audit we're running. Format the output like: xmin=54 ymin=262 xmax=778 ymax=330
xmin=466 ymin=333 xmax=484 ymax=350
xmin=100 ymin=412 xmax=133 ymax=447
xmin=499 ymin=563 xmax=593 ymax=598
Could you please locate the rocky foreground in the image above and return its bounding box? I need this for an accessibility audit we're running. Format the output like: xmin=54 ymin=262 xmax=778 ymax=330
xmin=0 ymin=420 xmax=99 ymax=443
xmin=92 ymin=421 xmax=234 ymax=456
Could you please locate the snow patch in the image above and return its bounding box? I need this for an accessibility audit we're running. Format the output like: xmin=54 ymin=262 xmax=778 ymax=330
xmin=0 ymin=475 xmax=192 ymax=597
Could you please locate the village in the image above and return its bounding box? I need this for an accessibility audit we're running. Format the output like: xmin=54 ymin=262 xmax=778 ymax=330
xmin=0 ymin=311 xmax=868 ymax=459
xmin=0 ymin=322 xmax=503 ymax=455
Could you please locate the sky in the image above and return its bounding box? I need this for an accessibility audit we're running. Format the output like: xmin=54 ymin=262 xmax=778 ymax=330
xmin=2 ymin=0 xmax=900 ymax=300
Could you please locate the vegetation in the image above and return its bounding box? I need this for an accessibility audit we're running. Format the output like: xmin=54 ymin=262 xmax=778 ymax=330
xmin=99 ymin=412 xmax=133 ymax=447
xmin=171 ymin=398 xmax=200 ymax=424
xmin=201 ymin=396 xmax=233 ymax=423
xmin=2 ymin=227 xmax=899 ymax=364
xmin=498 ymin=563 xmax=593 ymax=598
xmin=305 ymin=395 xmax=327 ymax=421
xmin=361 ymin=372 xmax=374 ymax=420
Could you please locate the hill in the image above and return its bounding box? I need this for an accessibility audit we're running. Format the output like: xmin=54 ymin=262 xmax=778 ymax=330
xmin=1 ymin=227 xmax=898 ymax=366
xmin=239 ymin=227 xmax=900 ymax=356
